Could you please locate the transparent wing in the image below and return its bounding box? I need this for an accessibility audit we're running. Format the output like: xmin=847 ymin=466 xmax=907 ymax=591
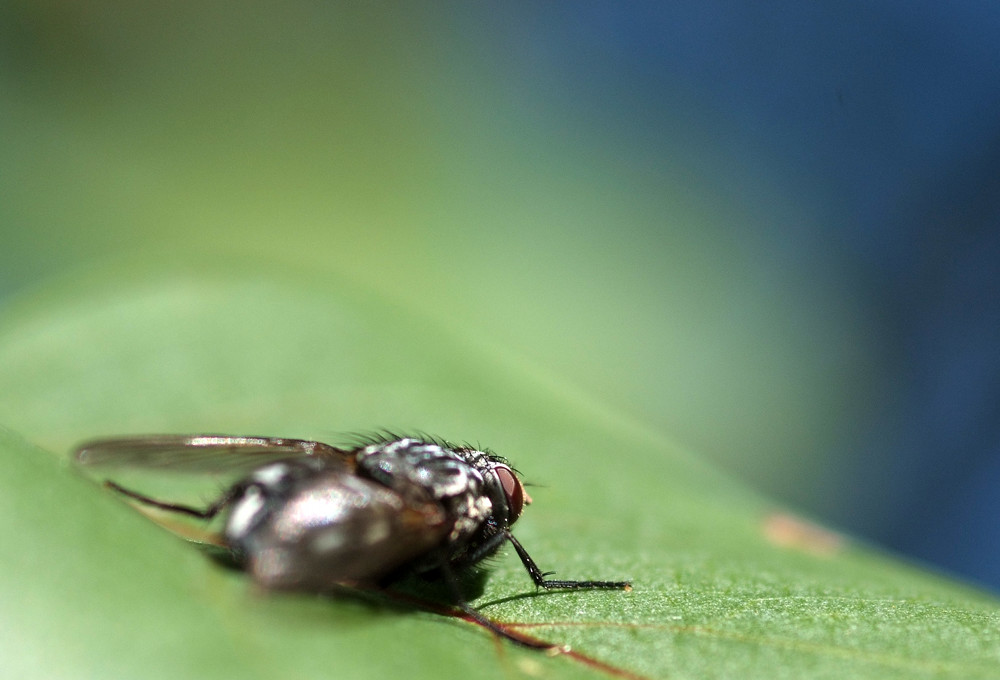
xmin=74 ymin=434 xmax=353 ymax=475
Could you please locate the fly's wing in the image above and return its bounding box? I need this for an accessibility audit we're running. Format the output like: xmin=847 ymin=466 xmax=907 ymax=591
xmin=73 ymin=435 xmax=354 ymax=546
xmin=74 ymin=434 xmax=353 ymax=474
xmin=240 ymin=470 xmax=452 ymax=589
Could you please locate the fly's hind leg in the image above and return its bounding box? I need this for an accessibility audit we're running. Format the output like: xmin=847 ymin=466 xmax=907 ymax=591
xmin=104 ymin=480 xmax=240 ymax=520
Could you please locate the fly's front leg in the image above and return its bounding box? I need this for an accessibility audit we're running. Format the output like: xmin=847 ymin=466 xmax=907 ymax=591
xmin=435 ymin=558 xmax=559 ymax=650
xmin=506 ymin=531 xmax=631 ymax=590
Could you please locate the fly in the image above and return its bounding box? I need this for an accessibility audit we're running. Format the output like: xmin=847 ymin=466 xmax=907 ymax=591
xmin=73 ymin=433 xmax=630 ymax=648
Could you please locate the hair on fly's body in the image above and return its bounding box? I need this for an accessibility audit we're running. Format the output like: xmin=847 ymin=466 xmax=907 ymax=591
xmin=74 ymin=433 xmax=631 ymax=649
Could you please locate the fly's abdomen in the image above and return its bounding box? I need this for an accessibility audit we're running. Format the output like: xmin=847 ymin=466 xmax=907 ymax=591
xmin=227 ymin=471 xmax=450 ymax=590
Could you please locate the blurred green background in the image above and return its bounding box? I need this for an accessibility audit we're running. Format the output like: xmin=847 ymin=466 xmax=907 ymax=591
xmin=4 ymin=2 xmax=998 ymax=590
xmin=0 ymin=1 xmax=862 ymax=500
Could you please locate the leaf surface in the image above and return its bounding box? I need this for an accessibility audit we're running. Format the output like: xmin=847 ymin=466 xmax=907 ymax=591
xmin=0 ymin=266 xmax=997 ymax=680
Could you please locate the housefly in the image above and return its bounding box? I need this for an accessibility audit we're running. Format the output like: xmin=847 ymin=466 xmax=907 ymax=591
xmin=73 ymin=434 xmax=630 ymax=647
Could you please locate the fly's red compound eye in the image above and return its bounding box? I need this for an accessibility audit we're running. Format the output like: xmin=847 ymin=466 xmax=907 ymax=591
xmin=493 ymin=464 xmax=531 ymax=524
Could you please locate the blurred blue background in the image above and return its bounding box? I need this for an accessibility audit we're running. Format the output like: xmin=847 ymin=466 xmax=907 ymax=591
xmin=2 ymin=3 xmax=998 ymax=588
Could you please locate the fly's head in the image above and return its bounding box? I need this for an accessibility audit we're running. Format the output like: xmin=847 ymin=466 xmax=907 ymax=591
xmin=440 ymin=447 xmax=534 ymax=569
xmin=478 ymin=457 xmax=531 ymax=529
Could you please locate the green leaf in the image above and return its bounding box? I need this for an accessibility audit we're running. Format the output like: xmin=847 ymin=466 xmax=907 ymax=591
xmin=0 ymin=264 xmax=998 ymax=680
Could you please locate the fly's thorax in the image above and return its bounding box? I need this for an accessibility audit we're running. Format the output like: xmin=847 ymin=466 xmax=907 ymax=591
xmin=356 ymin=438 xmax=500 ymax=542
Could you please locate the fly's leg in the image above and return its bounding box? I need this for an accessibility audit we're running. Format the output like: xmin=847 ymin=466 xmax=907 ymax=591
xmin=434 ymin=530 xmax=630 ymax=649
xmin=104 ymin=480 xmax=240 ymax=520
xmin=506 ymin=531 xmax=631 ymax=590
xmin=436 ymin=560 xmax=560 ymax=650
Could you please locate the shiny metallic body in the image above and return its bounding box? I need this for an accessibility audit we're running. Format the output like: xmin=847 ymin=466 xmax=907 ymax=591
xmin=74 ymin=434 xmax=628 ymax=647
